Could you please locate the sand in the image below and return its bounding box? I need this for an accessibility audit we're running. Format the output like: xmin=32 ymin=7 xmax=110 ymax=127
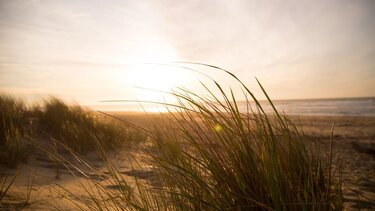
xmin=1 ymin=114 xmax=374 ymax=210
xmin=293 ymin=115 xmax=375 ymax=209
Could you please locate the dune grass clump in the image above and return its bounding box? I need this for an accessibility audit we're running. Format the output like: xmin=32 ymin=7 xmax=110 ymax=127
xmin=0 ymin=94 xmax=33 ymax=166
xmin=86 ymin=65 xmax=342 ymax=210
xmin=144 ymin=82 xmax=343 ymax=210
xmin=0 ymin=95 xmax=139 ymax=166
xmin=37 ymin=98 xmax=134 ymax=153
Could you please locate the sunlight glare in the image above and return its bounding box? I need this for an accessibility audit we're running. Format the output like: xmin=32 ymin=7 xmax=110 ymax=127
xmin=127 ymin=44 xmax=193 ymax=108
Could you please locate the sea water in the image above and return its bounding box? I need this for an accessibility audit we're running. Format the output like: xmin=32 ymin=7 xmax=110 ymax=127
xmin=247 ymin=97 xmax=375 ymax=117
xmin=94 ymin=97 xmax=375 ymax=117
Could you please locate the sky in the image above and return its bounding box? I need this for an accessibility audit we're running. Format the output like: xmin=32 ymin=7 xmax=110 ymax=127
xmin=0 ymin=0 xmax=375 ymax=108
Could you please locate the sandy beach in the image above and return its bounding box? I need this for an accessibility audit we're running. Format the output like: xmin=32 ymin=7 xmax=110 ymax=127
xmin=1 ymin=113 xmax=375 ymax=210
xmin=293 ymin=115 xmax=375 ymax=209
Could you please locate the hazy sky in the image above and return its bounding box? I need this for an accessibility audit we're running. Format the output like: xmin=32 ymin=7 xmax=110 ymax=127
xmin=1 ymin=0 xmax=375 ymax=106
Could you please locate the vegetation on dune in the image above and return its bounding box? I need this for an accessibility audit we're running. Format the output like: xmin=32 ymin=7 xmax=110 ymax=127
xmin=0 ymin=94 xmax=32 ymax=166
xmin=38 ymin=98 xmax=134 ymax=153
xmin=0 ymin=95 xmax=138 ymax=166
xmin=78 ymin=64 xmax=343 ymax=211
xmin=143 ymin=85 xmax=342 ymax=210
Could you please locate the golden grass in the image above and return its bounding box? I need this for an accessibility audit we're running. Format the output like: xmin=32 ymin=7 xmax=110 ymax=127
xmin=0 ymin=94 xmax=32 ymax=166
xmin=0 ymin=95 xmax=139 ymax=166
xmin=69 ymin=64 xmax=343 ymax=210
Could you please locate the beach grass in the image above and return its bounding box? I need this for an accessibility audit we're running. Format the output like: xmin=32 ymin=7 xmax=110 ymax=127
xmin=71 ymin=65 xmax=343 ymax=210
xmin=37 ymin=98 xmax=134 ymax=153
xmin=0 ymin=95 xmax=139 ymax=167
xmin=0 ymin=94 xmax=33 ymax=166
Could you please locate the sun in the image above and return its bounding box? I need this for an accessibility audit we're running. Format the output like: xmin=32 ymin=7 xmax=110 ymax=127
xmin=127 ymin=45 xmax=193 ymax=105
xmin=130 ymin=64 xmax=188 ymax=90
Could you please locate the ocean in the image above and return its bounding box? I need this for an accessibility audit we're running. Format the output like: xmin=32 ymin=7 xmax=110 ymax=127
xmin=251 ymin=97 xmax=375 ymax=117
xmin=94 ymin=97 xmax=375 ymax=117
